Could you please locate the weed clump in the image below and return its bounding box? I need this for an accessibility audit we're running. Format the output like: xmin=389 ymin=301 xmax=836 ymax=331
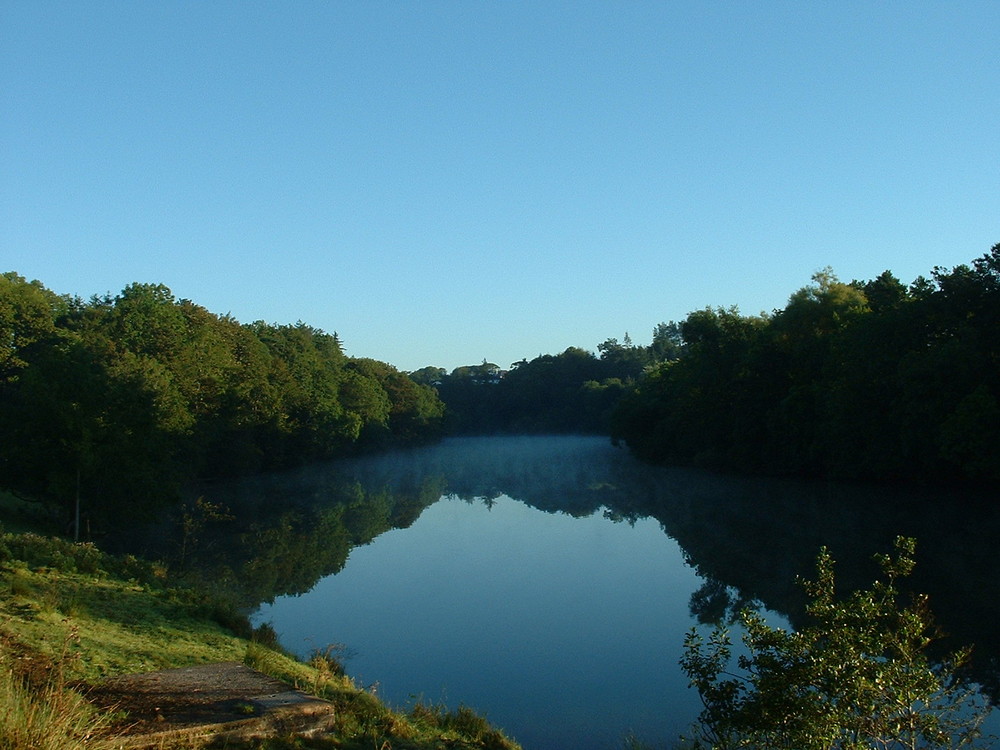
xmin=0 ymin=632 xmax=115 ymax=749
xmin=409 ymin=701 xmax=516 ymax=750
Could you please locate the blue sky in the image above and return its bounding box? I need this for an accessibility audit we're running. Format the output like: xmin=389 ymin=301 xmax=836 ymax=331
xmin=3 ymin=2 xmax=998 ymax=372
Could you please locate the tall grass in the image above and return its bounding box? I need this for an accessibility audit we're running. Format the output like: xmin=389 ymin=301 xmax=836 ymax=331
xmin=0 ymin=643 xmax=115 ymax=750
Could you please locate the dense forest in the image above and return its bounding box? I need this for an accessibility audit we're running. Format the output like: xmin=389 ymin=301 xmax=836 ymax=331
xmin=0 ymin=277 xmax=445 ymax=533
xmin=409 ymin=324 xmax=683 ymax=435
xmin=612 ymin=245 xmax=1000 ymax=485
xmin=3 ymin=245 xmax=997 ymax=535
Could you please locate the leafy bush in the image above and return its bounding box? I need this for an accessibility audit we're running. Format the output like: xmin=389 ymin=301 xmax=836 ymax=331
xmin=0 ymin=532 xmax=165 ymax=587
xmin=681 ymin=537 xmax=993 ymax=749
xmin=1 ymin=533 xmax=104 ymax=574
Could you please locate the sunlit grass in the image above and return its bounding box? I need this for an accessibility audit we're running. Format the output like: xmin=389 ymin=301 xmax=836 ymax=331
xmin=1 ymin=563 xmax=247 ymax=681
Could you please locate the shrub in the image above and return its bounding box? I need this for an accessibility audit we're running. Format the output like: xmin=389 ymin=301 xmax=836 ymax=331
xmin=1 ymin=533 xmax=103 ymax=574
xmin=681 ymin=537 xmax=993 ymax=749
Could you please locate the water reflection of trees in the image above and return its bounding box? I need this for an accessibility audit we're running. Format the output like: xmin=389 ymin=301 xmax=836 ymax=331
xmin=336 ymin=436 xmax=1000 ymax=703
xmin=117 ymin=436 xmax=1000 ymax=702
xmin=115 ymin=466 xmax=447 ymax=607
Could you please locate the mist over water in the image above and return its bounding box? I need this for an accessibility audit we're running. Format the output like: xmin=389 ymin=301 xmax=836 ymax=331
xmin=201 ymin=436 xmax=999 ymax=749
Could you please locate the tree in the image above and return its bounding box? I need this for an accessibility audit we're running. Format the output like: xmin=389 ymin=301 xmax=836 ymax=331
xmin=450 ymin=361 xmax=501 ymax=384
xmin=598 ymin=333 xmax=650 ymax=380
xmin=680 ymin=537 xmax=992 ymax=749
xmin=0 ymin=272 xmax=64 ymax=383
xmin=104 ymin=282 xmax=186 ymax=359
xmin=344 ymin=358 xmax=444 ymax=446
xmin=861 ymin=271 xmax=909 ymax=313
xmin=409 ymin=366 xmax=447 ymax=386
xmin=650 ymin=321 xmax=685 ymax=362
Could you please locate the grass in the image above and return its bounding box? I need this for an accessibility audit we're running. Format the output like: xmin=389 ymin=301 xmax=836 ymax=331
xmin=0 ymin=521 xmax=522 ymax=750
xmin=0 ymin=642 xmax=117 ymax=750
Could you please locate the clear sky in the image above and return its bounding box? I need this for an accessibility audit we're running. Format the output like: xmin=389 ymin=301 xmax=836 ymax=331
xmin=3 ymin=2 xmax=998 ymax=373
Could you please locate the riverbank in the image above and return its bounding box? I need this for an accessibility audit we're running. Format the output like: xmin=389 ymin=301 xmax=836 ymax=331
xmin=0 ymin=496 xmax=521 ymax=749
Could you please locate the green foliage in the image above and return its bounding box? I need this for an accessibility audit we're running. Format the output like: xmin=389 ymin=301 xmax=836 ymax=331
xmin=0 ymin=275 xmax=446 ymax=532
xmin=681 ymin=538 xmax=992 ymax=749
xmin=0 ymin=272 xmax=65 ymax=383
xmin=612 ymin=245 xmax=1000 ymax=484
xmin=1 ymin=532 xmax=104 ymax=575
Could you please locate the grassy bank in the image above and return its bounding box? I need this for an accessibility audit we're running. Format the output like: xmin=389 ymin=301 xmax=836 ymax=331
xmin=0 ymin=500 xmax=521 ymax=749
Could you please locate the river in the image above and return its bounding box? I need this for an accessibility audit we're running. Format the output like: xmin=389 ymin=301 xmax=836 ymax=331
xmin=180 ymin=435 xmax=999 ymax=748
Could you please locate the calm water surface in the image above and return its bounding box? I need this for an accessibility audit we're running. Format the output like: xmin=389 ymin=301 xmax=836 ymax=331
xmin=233 ymin=436 xmax=1000 ymax=749
xmin=256 ymin=494 xmax=711 ymax=748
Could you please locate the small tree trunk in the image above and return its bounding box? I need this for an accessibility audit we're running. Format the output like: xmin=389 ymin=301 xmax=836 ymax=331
xmin=74 ymin=464 xmax=81 ymax=542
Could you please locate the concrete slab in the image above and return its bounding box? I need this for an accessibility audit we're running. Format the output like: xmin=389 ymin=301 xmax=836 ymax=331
xmin=86 ymin=662 xmax=337 ymax=748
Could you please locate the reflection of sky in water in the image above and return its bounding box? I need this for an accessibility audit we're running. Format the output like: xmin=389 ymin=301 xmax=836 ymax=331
xmin=255 ymin=494 xmax=715 ymax=749
xmin=254 ymin=488 xmax=1000 ymax=749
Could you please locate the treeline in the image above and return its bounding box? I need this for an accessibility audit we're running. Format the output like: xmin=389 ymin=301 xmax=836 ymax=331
xmin=410 ymin=325 xmax=683 ymax=434
xmin=611 ymin=245 xmax=1000 ymax=485
xmin=0 ymin=276 xmax=444 ymax=532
